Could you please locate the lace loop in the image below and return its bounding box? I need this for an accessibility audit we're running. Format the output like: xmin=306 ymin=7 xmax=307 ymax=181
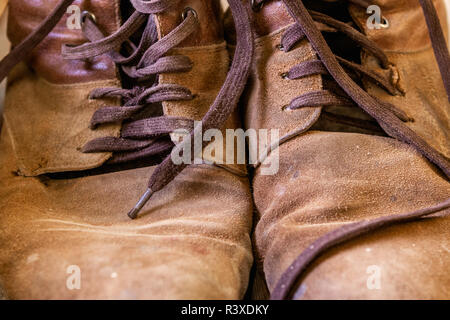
xmin=265 ymin=0 xmax=450 ymax=300
xmin=272 ymin=197 xmax=450 ymax=300
xmin=62 ymin=11 xmax=148 ymax=60
xmin=280 ymin=0 xmax=450 ymax=179
xmin=288 ymin=90 xmax=354 ymax=110
xmin=121 ymin=117 xmax=195 ymax=139
xmin=286 ymin=60 xmax=328 ymax=79
xmin=127 ymin=0 xmax=255 ymax=219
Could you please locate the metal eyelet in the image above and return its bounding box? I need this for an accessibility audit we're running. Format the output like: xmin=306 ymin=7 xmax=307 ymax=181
xmin=281 ymin=105 xmax=293 ymax=112
xmin=276 ymin=44 xmax=285 ymax=51
xmin=280 ymin=72 xmax=289 ymax=80
xmin=379 ymin=16 xmax=389 ymax=29
xmin=182 ymin=7 xmax=198 ymax=20
xmin=251 ymin=0 xmax=265 ymax=12
xmin=81 ymin=11 xmax=97 ymax=26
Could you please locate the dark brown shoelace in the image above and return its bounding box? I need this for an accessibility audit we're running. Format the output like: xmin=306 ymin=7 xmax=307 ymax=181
xmin=250 ymin=0 xmax=450 ymax=299
xmin=0 ymin=0 xmax=254 ymax=219
xmin=0 ymin=0 xmax=449 ymax=300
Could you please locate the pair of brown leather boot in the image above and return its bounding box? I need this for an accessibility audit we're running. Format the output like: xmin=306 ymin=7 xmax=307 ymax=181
xmin=0 ymin=0 xmax=448 ymax=299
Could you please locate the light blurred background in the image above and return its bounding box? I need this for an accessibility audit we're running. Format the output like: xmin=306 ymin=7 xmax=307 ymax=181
xmin=1 ymin=0 xmax=450 ymax=116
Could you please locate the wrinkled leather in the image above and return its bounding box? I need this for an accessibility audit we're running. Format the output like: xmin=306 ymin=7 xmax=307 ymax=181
xmin=350 ymin=0 xmax=447 ymax=52
xmin=3 ymin=63 xmax=121 ymax=176
xmin=351 ymin=0 xmax=450 ymax=159
xmin=157 ymin=0 xmax=223 ymax=46
xmin=242 ymin=0 xmax=450 ymax=299
xmin=159 ymin=2 xmax=245 ymax=173
xmin=0 ymin=0 xmax=254 ymax=299
xmin=0 ymin=125 xmax=253 ymax=299
xmin=243 ymin=27 xmax=322 ymax=140
xmin=3 ymin=0 xmax=246 ymax=176
xmin=251 ymin=0 xmax=294 ymax=37
xmin=8 ymin=0 xmax=119 ymax=84
xmin=360 ymin=48 xmax=450 ymax=159
xmin=253 ymin=132 xmax=450 ymax=299
xmin=4 ymin=0 xmax=123 ymax=175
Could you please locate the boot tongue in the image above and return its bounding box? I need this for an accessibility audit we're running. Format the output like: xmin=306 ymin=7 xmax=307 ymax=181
xmin=156 ymin=0 xmax=223 ymax=46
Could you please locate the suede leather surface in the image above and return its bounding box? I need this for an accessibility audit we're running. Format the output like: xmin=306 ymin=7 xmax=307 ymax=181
xmin=0 ymin=0 xmax=254 ymax=299
xmin=157 ymin=0 xmax=223 ymax=47
xmin=162 ymin=43 xmax=231 ymax=123
xmin=3 ymin=63 xmax=121 ymax=176
xmin=243 ymin=26 xmax=322 ymax=140
xmin=161 ymin=43 xmax=246 ymax=173
xmin=244 ymin=0 xmax=450 ymax=299
xmin=8 ymin=0 xmax=119 ymax=84
xmin=253 ymin=132 xmax=450 ymax=299
xmin=350 ymin=0 xmax=450 ymax=159
xmin=4 ymin=0 xmax=123 ymax=175
xmin=361 ymin=48 xmax=450 ymax=159
xmin=349 ymin=0 xmax=447 ymax=52
xmin=0 ymin=124 xmax=253 ymax=299
xmin=158 ymin=1 xmax=246 ymax=173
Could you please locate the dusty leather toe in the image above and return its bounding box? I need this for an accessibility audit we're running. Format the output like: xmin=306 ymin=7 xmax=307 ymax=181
xmin=253 ymin=132 xmax=450 ymax=299
xmin=0 ymin=126 xmax=253 ymax=299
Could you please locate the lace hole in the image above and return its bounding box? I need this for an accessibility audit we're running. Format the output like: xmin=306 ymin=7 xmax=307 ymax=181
xmin=251 ymin=0 xmax=265 ymax=12
xmin=81 ymin=11 xmax=97 ymax=26
xmin=281 ymin=105 xmax=292 ymax=112
xmin=280 ymin=72 xmax=289 ymax=80
xmin=276 ymin=44 xmax=285 ymax=52
xmin=182 ymin=7 xmax=198 ymax=20
xmin=379 ymin=16 xmax=389 ymax=28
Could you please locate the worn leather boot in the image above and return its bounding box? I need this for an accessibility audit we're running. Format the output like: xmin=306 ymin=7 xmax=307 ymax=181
xmin=0 ymin=0 xmax=255 ymax=299
xmin=239 ymin=0 xmax=450 ymax=299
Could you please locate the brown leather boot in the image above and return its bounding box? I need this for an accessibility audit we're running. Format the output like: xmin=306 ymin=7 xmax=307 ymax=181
xmin=0 ymin=0 xmax=255 ymax=299
xmin=240 ymin=0 xmax=450 ymax=299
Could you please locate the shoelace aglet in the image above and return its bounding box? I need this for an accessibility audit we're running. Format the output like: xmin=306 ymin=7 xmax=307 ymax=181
xmin=127 ymin=188 xmax=153 ymax=219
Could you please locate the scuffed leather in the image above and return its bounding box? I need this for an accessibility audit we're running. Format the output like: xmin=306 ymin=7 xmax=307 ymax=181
xmin=0 ymin=125 xmax=253 ymax=299
xmin=244 ymin=26 xmax=322 ymax=140
xmin=0 ymin=0 xmax=254 ymax=299
xmin=157 ymin=0 xmax=223 ymax=46
xmin=253 ymin=132 xmax=450 ymax=299
xmin=351 ymin=0 xmax=450 ymax=158
xmin=361 ymin=48 xmax=450 ymax=159
xmin=243 ymin=0 xmax=450 ymax=299
xmin=8 ymin=0 xmax=120 ymax=84
xmin=159 ymin=0 xmax=246 ymax=173
xmin=349 ymin=0 xmax=448 ymax=52
xmin=3 ymin=0 xmax=123 ymax=175
xmin=3 ymin=63 xmax=121 ymax=176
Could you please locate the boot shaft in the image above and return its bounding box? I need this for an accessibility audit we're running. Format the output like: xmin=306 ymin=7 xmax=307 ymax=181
xmin=6 ymin=0 xmax=226 ymax=84
xmin=242 ymin=0 xmax=449 ymax=161
xmin=349 ymin=0 xmax=448 ymax=51
xmin=8 ymin=0 xmax=120 ymax=84
xmin=3 ymin=0 xmax=243 ymax=177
